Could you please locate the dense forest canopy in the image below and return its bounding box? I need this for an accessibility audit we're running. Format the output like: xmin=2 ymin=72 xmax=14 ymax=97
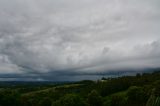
xmin=0 ymin=71 xmax=160 ymax=106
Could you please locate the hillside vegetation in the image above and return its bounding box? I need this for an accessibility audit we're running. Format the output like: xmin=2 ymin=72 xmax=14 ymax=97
xmin=0 ymin=71 xmax=160 ymax=106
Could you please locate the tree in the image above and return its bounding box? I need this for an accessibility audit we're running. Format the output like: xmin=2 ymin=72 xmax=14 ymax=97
xmin=153 ymin=80 xmax=160 ymax=96
xmin=39 ymin=97 xmax=52 ymax=106
xmin=110 ymin=94 xmax=127 ymax=106
xmin=127 ymin=86 xmax=148 ymax=106
xmin=52 ymin=94 xmax=86 ymax=106
xmin=87 ymin=90 xmax=102 ymax=106
xmin=0 ymin=89 xmax=21 ymax=106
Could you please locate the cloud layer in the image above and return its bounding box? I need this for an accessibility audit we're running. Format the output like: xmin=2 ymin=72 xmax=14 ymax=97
xmin=0 ymin=0 xmax=160 ymax=80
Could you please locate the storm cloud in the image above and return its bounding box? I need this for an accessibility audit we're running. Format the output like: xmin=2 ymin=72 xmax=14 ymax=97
xmin=0 ymin=0 xmax=160 ymax=81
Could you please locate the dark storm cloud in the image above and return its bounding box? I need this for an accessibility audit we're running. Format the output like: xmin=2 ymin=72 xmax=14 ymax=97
xmin=0 ymin=0 xmax=160 ymax=80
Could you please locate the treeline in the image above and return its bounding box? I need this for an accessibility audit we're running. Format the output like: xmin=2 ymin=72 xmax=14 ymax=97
xmin=0 ymin=71 xmax=160 ymax=106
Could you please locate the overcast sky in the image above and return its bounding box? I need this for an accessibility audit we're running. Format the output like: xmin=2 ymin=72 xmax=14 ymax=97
xmin=0 ymin=0 xmax=160 ymax=81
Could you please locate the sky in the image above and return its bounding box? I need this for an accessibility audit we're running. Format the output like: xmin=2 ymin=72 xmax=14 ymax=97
xmin=0 ymin=0 xmax=160 ymax=81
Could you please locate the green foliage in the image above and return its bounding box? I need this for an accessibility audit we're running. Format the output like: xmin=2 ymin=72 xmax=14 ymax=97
xmin=110 ymin=94 xmax=127 ymax=106
xmin=146 ymin=95 xmax=160 ymax=106
xmin=100 ymin=77 xmax=130 ymax=96
xmin=153 ymin=80 xmax=160 ymax=96
xmin=52 ymin=94 xmax=86 ymax=106
xmin=39 ymin=97 xmax=52 ymax=106
xmin=0 ymin=89 xmax=21 ymax=106
xmin=103 ymin=91 xmax=127 ymax=106
xmin=127 ymin=86 xmax=148 ymax=106
xmin=146 ymin=87 xmax=160 ymax=106
xmin=87 ymin=90 xmax=102 ymax=106
xmin=0 ymin=71 xmax=160 ymax=106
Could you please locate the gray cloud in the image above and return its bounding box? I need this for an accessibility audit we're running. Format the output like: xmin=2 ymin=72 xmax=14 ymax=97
xmin=0 ymin=0 xmax=160 ymax=80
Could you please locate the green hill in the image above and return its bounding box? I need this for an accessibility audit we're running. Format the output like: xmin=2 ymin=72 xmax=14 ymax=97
xmin=0 ymin=71 xmax=160 ymax=106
